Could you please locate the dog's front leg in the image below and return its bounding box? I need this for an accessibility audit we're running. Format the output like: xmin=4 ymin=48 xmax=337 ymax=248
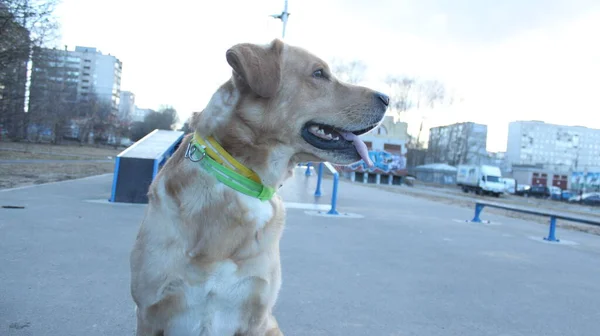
xmin=265 ymin=327 xmax=284 ymax=336
xmin=135 ymin=307 xmax=161 ymax=336
xmin=264 ymin=314 xmax=283 ymax=336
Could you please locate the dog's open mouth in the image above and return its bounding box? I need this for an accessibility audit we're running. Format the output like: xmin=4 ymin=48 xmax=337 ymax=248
xmin=301 ymin=122 xmax=378 ymax=166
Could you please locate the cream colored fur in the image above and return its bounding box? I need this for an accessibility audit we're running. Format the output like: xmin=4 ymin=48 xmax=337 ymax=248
xmin=130 ymin=39 xmax=388 ymax=335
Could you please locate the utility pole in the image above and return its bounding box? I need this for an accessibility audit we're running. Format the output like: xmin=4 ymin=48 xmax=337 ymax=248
xmin=270 ymin=0 xmax=290 ymax=39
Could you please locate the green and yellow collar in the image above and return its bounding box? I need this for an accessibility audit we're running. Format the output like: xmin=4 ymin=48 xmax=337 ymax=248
xmin=185 ymin=132 xmax=276 ymax=201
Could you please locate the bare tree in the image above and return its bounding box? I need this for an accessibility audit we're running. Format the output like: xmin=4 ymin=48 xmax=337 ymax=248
xmin=130 ymin=106 xmax=180 ymax=142
xmin=411 ymin=80 xmax=446 ymax=146
xmin=418 ymin=80 xmax=446 ymax=109
xmin=426 ymin=127 xmax=444 ymax=163
xmin=329 ymin=58 xmax=367 ymax=85
xmin=0 ymin=0 xmax=60 ymax=141
xmin=73 ymin=91 xmax=113 ymax=144
xmin=385 ymin=75 xmax=415 ymax=119
xmin=0 ymin=0 xmax=60 ymax=47
xmin=386 ymin=76 xmax=451 ymax=166
xmin=26 ymin=46 xmax=79 ymax=143
xmin=459 ymin=123 xmax=487 ymax=165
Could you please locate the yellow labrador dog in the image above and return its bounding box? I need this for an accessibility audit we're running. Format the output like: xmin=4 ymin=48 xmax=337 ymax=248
xmin=130 ymin=39 xmax=389 ymax=335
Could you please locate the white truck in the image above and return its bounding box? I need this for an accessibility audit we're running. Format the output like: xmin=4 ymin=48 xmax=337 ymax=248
xmin=456 ymin=164 xmax=505 ymax=197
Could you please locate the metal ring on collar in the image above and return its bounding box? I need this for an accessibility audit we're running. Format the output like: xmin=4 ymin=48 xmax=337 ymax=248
xmin=185 ymin=142 xmax=206 ymax=162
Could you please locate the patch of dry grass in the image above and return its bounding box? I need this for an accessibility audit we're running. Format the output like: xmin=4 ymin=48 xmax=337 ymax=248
xmin=0 ymin=141 xmax=119 ymax=190
xmin=0 ymin=141 xmax=121 ymax=159
xmin=0 ymin=162 xmax=114 ymax=190
xmin=0 ymin=151 xmax=99 ymax=160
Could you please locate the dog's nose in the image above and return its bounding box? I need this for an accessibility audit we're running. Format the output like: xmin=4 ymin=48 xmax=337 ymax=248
xmin=375 ymin=92 xmax=390 ymax=107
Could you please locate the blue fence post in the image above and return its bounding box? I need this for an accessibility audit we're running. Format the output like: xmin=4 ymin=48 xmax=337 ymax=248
xmin=305 ymin=162 xmax=312 ymax=176
xmin=544 ymin=216 xmax=560 ymax=242
xmin=327 ymin=172 xmax=340 ymax=215
xmin=471 ymin=203 xmax=484 ymax=223
xmin=314 ymin=162 xmax=324 ymax=197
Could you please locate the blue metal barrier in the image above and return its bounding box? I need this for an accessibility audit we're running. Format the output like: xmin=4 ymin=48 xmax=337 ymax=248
xmin=305 ymin=162 xmax=313 ymax=176
xmin=314 ymin=163 xmax=323 ymax=197
xmin=329 ymin=171 xmax=339 ymax=215
xmin=545 ymin=216 xmax=559 ymax=242
xmin=313 ymin=162 xmax=340 ymax=215
xmin=469 ymin=201 xmax=600 ymax=243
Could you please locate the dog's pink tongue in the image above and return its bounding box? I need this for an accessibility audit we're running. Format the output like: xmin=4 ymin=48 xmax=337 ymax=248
xmin=341 ymin=132 xmax=373 ymax=167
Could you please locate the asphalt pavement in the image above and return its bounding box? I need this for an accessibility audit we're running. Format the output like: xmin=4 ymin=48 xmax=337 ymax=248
xmin=1 ymin=170 xmax=600 ymax=336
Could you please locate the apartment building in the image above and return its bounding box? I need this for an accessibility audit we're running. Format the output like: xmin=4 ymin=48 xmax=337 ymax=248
xmin=118 ymin=91 xmax=136 ymax=120
xmin=29 ymin=45 xmax=123 ymax=112
xmin=427 ymin=122 xmax=488 ymax=166
xmin=506 ymin=121 xmax=600 ymax=172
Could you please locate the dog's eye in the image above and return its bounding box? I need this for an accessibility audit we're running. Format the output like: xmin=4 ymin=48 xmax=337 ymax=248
xmin=312 ymin=69 xmax=327 ymax=79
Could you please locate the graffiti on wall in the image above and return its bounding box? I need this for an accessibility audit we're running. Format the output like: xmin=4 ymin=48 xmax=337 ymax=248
xmin=337 ymin=150 xmax=407 ymax=176
xmin=571 ymin=172 xmax=600 ymax=190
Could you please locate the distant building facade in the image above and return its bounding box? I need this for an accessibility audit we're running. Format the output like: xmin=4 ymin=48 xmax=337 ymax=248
xmin=119 ymin=91 xmax=135 ymax=120
xmin=506 ymin=121 xmax=600 ymax=191
xmin=360 ymin=115 xmax=409 ymax=155
xmin=336 ymin=115 xmax=409 ymax=183
xmin=26 ymin=45 xmax=123 ymax=143
xmin=506 ymin=121 xmax=600 ymax=172
xmin=131 ymin=107 xmax=154 ymax=122
xmin=486 ymin=151 xmax=510 ymax=173
xmin=427 ymin=122 xmax=488 ymax=166
xmin=76 ymin=46 xmax=122 ymax=111
xmin=29 ymin=45 xmax=123 ymax=113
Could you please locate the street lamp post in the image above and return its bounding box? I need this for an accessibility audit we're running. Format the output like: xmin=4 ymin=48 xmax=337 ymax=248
xmin=270 ymin=0 xmax=290 ymax=39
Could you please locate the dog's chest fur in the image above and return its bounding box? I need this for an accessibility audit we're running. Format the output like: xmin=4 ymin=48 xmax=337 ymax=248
xmin=174 ymin=257 xmax=277 ymax=335
xmin=132 ymin=172 xmax=285 ymax=335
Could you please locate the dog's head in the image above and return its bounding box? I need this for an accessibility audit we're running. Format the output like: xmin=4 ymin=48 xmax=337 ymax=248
xmin=193 ymin=39 xmax=389 ymax=186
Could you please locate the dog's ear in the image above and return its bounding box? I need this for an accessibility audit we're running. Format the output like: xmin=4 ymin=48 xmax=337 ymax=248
xmin=226 ymin=39 xmax=283 ymax=98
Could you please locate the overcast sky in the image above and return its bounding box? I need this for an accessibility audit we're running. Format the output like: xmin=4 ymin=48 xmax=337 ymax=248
xmin=54 ymin=0 xmax=600 ymax=152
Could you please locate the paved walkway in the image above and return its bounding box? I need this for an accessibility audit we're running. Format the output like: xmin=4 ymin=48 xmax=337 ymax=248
xmin=1 ymin=169 xmax=600 ymax=335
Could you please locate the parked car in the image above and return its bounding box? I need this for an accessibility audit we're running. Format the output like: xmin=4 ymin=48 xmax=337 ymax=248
xmin=549 ymin=186 xmax=562 ymax=200
xmin=523 ymin=184 xmax=550 ymax=198
xmin=501 ymin=177 xmax=517 ymax=194
xmin=569 ymin=192 xmax=600 ymax=204
xmin=582 ymin=194 xmax=600 ymax=206
xmin=514 ymin=184 xmax=530 ymax=196
xmin=561 ymin=190 xmax=574 ymax=201
xmin=568 ymin=192 xmax=600 ymax=203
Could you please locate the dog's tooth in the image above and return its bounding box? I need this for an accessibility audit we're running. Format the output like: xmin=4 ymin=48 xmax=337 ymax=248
xmin=333 ymin=136 xmax=340 ymax=141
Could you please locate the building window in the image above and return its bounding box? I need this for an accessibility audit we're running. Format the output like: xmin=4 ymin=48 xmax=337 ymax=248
xmin=384 ymin=144 xmax=401 ymax=154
